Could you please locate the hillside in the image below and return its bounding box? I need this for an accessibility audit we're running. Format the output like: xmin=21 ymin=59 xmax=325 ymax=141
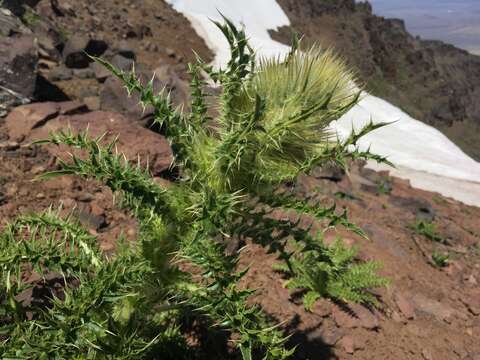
xmin=1 ymin=1 xmax=480 ymax=359
xmin=271 ymin=0 xmax=480 ymax=161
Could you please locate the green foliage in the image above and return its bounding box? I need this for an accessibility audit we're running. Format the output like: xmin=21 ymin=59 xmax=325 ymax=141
xmin=0 ymin=210 xmax=185 ymax=359
xmin=3 ymin=18 xmax=390 ymax=359
xmin=431 ymin=251 xmax=449 ymax=268
xmin=409 ymin=220 xmax=445 ymax=243
xmin=21 ymin=8 xmax=41 ymax=27
xmin=278 ymin=237 xmax=389 ymax=311
xmin=376 ymin=177 xmax=392 ymax=195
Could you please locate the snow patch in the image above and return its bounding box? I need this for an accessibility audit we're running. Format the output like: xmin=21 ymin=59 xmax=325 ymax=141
xmin=166 ymin=0 xmax=480 ymax=206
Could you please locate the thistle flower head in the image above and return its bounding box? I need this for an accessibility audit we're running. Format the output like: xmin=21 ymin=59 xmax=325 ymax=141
xmin=225 ymin=45 xmax=360 ymax=188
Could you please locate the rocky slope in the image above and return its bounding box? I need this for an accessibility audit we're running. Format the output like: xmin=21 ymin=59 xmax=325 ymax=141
xmin=271 ymin=0 xmax=480 ymax=161
xmin=1 ymin=1 xmax=480 ymax=359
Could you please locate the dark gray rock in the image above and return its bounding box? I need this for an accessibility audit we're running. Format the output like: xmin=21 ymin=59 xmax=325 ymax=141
xmin=63 ymin=36 xmax=90 ymax=68
xmin=0 ymin=8 xmax=30 ymax=36
xmin=0 ymin=86 xmax=30 ymax=117
xmin=48 ymin=65 xmax=73 ymax=81
xmin=91 ymin=61 xmax=111 ymax=82
xmin=100 ymin=62 xmax=189 ymax=120
xmin=415 ymin=204 xmax=436 ymax=223
xmin=0 ymin=34 xmax=37 ymax=116
xmin=63 ymin=36 xmax=108 ymax=68
xmin=73 ymin=67 xmax=95 ymax=79
xmin=310 ymin=163 xmax=345 ymax=182
xmin=85 ymin=39 xmax=108 ymax=57
xmin=389 ymin=196 xmax=436 ymax=221
xmin=115 ymin=40 xmax=136 ymax=60
xmin=110 ymin=54 xmax=134 ymax=72
xmin=0 ymin=35 xmax=37 ymax=96
xmin=1 ymin=0 xmax=39 ymax=17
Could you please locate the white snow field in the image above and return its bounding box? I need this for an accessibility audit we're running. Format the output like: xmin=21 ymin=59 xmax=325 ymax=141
xmin=166 ymin=0 xmax=480 ymax=206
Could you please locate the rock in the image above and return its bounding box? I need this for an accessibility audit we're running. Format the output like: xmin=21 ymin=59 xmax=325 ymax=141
xmin=35 ymin=192 xmax=46 ymax=199
xmin=391 ymin=310 xmax=403 ymax=323
xmin=311 ymin=163 xmax=345 ymax=182
xmin=312 ymin=298 xmax=332 ymax=317
xmin=91 ymin=61 xmax=111 ymax=82
xmin=60 ymin=197 xmax=75 ymax=209
xmin=421 ymin=349 xmax=433 ymax=360
xmin=63 ymin=36 xmax=108 ymax=68
xmin=99 ymin=60 xmax=189 ymax=119
xmin=461 ymin=290 xmax=480 ymax=316
xmin=339 ymin=335 xmax=354 ymax=354
xmin=83 ymin=96 xmax=100 ymax=111
xmin=110 ymin=54 xmax=134 ymax=72
xmin=0 ymin=34 xmax=38 ymax=115
xmin=5 ymin=101 xmax=87 ymax=142
xmin=0 ymin=141 xmax=20 ymax=150
xmin=30 ymin=165 xmax=45 ymax=176
xmin=76 ymin=193 xmax=95 ymax=202
xmin=412 ymin=293 xmax=455 ymax=322
xmin=90 ymin=201 xmax=105 ymax=217
xmin=10 ymin=107 xmax=173 ymax=175
xmin=115 ymin=41 xmax=136 ymax=60
xmin=165 ymin=47 xmax=176 ymax=58
xmin=416 ymin=205 xmax=436 ymax=223
xmin=389 ymin=196 xmax=435 ymax=221
xmin=363 ymin=223 xmax=409 ymax=260
xmin=75 ymin=209 xmax=106 ymax=231
xmin=73 ymin=68 xmax=95 ymax=79
xmin=0 ymin=7 xmax=30 ymax=36
xmin=466 ymin=274 xmax=478 ymax=286
xmin=6 ymin=102 xmax=59 ymax=141
xmin=100 ymin=76 xmax=144 ymax=118
xmin=48 ymin=65 xmax=73 ymax=81
xmin=50 ymin=0 xmax=75 ymax=16
xmin=0 ymin=88 xmax=30 ymax=118
xmin=1 ymin=0 xmax=30 ymax=17
xmin=152 ymin=63 xmax=189 ymax=106
xmin=333 ymin=303 xmax=379 ymax=330
xmin=57 ymin=100 xmax=88 ymax=115
xmin=85 ymin=39 xmax=108 ymax=57
xmin=339 ymin=335 xmax=361 ymax=354
xmin=24 ymin=5 xmax=63 ymax=61
xmin=310 ymin=324 xmax=344 ymax=346
xmin=394 ymin=292 xmax=416 ymax=320
xmin=63 ymin=36 xmax=89 ymax=68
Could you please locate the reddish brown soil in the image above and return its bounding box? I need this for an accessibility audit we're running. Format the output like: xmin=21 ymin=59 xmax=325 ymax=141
xmin=40 ymin=0 xmax=212 ymax=70
xmin=35 ymin=0 xmax=213 ymax=100
xmin=239 ymin=169 xmax=480 ymax=359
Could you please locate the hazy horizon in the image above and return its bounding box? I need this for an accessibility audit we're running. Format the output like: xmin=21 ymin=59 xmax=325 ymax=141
xmin=367 ymin=0 xmax=480 ymax=55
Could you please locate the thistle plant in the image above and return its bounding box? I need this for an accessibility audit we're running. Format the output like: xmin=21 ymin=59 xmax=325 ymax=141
xmin=1 ymin=18 xmax=390 ymax=359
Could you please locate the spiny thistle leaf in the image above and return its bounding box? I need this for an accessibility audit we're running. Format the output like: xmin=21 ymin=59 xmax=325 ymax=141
xmin=4 ymin=16 xmax=392 ymax=360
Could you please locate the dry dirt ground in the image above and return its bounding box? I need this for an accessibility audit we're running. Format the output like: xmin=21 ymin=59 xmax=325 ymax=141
xmin=1 ymin=1 xmax=480 ymax=359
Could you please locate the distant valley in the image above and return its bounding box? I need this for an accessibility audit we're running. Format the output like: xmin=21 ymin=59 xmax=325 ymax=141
xmin=369 ymin=0 xmax=480 ymax=54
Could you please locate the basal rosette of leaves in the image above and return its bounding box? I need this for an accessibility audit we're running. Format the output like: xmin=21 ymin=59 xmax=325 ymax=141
xmin=0 ymin=17 xmax=390 ymax=359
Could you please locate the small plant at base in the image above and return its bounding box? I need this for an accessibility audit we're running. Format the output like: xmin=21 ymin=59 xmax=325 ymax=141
xmin=376 ymin=176 xmax=392 ymax=195
xmin=409 ymin=220 xmax=445 ymax=243
xmin=21 ymin=8 xmax=40 ymax=27
xmin=431 ymin=251 xmax=449 ymax=268
xmin=2 ymin=17 xmax=390 ymax=359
